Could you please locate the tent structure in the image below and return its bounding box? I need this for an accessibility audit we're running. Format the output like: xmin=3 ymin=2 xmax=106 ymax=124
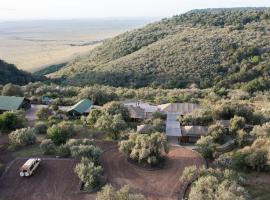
xmin=0 ymin=96 xmax=31 ymax=113
xmin=67 ymin=99 xmax=93 ymax=116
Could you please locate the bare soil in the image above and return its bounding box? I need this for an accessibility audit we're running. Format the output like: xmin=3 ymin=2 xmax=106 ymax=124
xmin=99 ymin=144 xmax=205 ymax=200
xmin=0 ymin=141 xmax=204 ymax=200
xmin=0 ymin=158 xmax=95 ymax=200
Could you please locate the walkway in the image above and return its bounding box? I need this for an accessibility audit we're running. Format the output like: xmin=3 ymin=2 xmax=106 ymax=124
xmin=166 ymin=113 xmax=182 ymax=137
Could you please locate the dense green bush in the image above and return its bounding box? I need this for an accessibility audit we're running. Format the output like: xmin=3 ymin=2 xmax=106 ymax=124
xmin=181 ymin=167 xmax=249 ymax=200
xmin=70 ymin=145 xmax=102 ymax=160
xmin=0 ymin=112 xmax=26 ymax=132
xmin=196 ymin=136 xmax=217 ymax=158
xmin=119 ymin=132 xmax=168 ymax=166
xmin=97 ymin=185 xmax=145 ymax=200
xmin=74 ymin=157 xmax=103 ymax=191
xmin=180 ymin=108 xmax=213 ymax=126
xmin=95 ymin=114 xmax=127 ymax=139
xmin=9 ymin=128 xmax=36 ymax=147
xmin=207 ymin=123 xmax=226 ymax=143
xmin=34 ymin=122 xmax=48 ymax=134
xmin=47 ymin=122 xmax=74 ymax=145
xmin=40 ymin=139 xmax=56 ymax=154
xmin=36 ymin=107 xmax=53 ymax=120
xmin=86 ymin=109 xmax=103 ymax=127
xmin=214 ymin=102 xmax=253 ymax=122
xmin=229 ymin=116 xmax=246 ymax=134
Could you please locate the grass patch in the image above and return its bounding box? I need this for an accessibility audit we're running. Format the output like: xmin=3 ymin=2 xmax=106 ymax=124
xmin=11 ymin=145 xmax=43 ymax=158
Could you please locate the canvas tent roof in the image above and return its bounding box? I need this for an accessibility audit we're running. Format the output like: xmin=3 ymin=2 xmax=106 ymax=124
xmin=0 ymin=96 xmax=25 ymax=111
xmin=181 ymin=126 xmax=208 ymax=137
xmin=68 ymin=99 xmax=93 ymax=114
xmin=158 ymin=103 xmax=200 ymax=114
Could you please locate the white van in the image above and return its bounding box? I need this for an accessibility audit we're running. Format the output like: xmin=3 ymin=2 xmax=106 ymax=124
xmin=20 ymin=158 xmax=41 ymax=177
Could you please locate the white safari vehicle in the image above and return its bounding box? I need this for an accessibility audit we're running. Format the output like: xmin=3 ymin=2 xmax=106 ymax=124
xmin=20 ymin=158 xmax=41 ymax=177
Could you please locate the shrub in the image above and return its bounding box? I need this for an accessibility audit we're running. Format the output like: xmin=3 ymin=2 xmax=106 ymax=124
xmin=70 ymin=145 xmax=102 ymax=160
xmin=103 ymin=101 xmax=130 ymax=121
xmin=74 ymin=157 xmax=103 ymax=191
xmin=229 ymin=116 xmax=246 ymax=134
xmin=47 ymin=122 xmax=74 ymax=145
xmin=86 ymin=109 xmax=103 ymax=127
xmin=0 ymin=112 xmax=26 ymax=132
xmin=96 ymin=185 xmax=145 ymax=200
xmin=40 ymin=139 xmax=56 ymax=154
xmin=181 ymin=167 xmax=250 ymax=200
xmin=196 ymin=136 xmax=216 ymax=158
xmin=36 ymin=107 xmax=53 ymax=120
xmin=66 ymin=138 xmax=94 ymax=147
xmin=9 ymin=128 xmax=36 ymax=147
xmin=251 ymin=122 xmax=270 ymax=138
xmin=207 ymin=123 xmax=226 ymax=143
xmin=56 ymin=144 xmax=71 ymax=157
xmin=95 ymin=114 xmax=127 ymax=139
xmin=34 ymin=122 xmax=48 ymax=134
xmin=180 ymin=108 xmax=213 ymax=126
xmin=214 ymin=102 xmax=253 ymax=122
xmin=119 ymin=132 xmax=168 ymax=166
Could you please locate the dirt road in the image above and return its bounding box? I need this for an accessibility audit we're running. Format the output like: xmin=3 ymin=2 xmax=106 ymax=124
xmin=100 ymin=145 xmax=204 ymax=200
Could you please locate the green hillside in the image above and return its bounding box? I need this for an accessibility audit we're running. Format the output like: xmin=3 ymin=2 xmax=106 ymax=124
xmin=0 ymin=60 xmax=39 ymax=85
xmin=52 ymin=8 xmax=270 ymax=90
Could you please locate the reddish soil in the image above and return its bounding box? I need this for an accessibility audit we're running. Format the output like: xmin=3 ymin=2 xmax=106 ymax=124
xmin=0 ymin=141 xmax=204 ymax=200
xmin=0 ymin=158 xmax=95 ymax=200
xmin=100 ymin=145 xmax=205 ymax=200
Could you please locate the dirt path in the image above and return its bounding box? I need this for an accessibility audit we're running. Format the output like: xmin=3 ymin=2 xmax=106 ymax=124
xmin=100 ymin=145 xmax=204 ymax=200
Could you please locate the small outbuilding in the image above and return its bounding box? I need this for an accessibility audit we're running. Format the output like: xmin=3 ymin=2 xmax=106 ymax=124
xmin=67 ymin=99 xmax=93 ymax=117
xmin=0 ymin=96 xmax=31 ymax=113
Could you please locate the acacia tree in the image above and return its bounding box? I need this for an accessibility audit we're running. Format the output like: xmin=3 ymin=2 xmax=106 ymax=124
xmin=119 ymin=132 xmax=169 ymax=166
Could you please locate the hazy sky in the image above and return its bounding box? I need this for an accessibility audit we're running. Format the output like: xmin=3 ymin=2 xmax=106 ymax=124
xmin=1 ymin=0 xmax=270 ymax=20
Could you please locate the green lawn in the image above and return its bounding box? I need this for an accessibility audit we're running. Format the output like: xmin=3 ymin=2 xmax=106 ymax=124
xmin=11 ymin=145 xmax=43 ymax=158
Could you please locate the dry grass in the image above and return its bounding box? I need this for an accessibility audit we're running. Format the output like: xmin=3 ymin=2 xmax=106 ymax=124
xmin=0 ymin=19 xmax=149 ymax=72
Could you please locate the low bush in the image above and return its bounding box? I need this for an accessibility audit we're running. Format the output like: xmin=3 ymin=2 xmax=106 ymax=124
xmin=9 ymin=128 xmax=36 ymax=147
xmin=34 ymin=122 xmax=48 ymax=134
xmin=40 ymin=139 xmax=56 ymax=154
xmin=97 ymin=185 xmax=145 ymax=200
xmin=47 ymin=122 xmax=74 ymax=145
xmin=70 ymin=145 xmax=102 ymax=160
xmin=56 ymin=144 xmax=71 ymax=157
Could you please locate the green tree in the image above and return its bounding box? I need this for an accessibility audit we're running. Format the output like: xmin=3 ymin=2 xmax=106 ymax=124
xmin=119 ymin=132 xmax=168 ymax=166
xmin=0 ymin=112 xmax=26 ymax=132
xmin=196 ymin=136 xmax=216 ymax=158
xmin=103 ymin=101 xmax=130 ymax=121
xmin=1 ymin=83 xmax=23 ymax=96
xmin=74 ymin=157 xmax=103 ymax=191
xmin=47 ymin=122 xmax=74 ymax=145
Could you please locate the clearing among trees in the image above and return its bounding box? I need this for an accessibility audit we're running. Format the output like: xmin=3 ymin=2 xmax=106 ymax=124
xmin=100 ymin=145 xmax=205 ymax=200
